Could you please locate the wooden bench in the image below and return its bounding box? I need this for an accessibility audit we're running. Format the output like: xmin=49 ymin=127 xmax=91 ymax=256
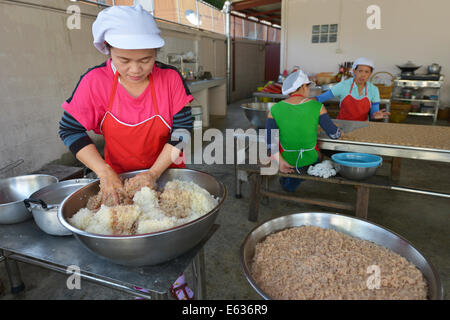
xmin=238 ymin=164 xmax=392 ymax=222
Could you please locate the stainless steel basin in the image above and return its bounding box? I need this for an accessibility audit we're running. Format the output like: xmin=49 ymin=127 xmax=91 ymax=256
xmin=333 ymin=163 xmax=379 ymax=180
xmin=58 ymin=168 xmax=226 ymax=266
xmin=241 ymin=102 xmax=275 ymax=129
xmin=241 ymin=212 xmax=443 ymax=300
xmin=0 ymin=174 xmax=58 ymax=224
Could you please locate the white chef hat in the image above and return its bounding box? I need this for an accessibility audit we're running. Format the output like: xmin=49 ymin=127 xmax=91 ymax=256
xmin=352 ymin=57 xmax=375 ymax=71
xmin=92 ymin=5 xmax=165 ymax=55
xmin=282 ymin=70 xmax=311 ymax=95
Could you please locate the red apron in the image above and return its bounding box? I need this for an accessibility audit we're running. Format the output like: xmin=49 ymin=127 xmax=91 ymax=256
xmin=101 ymin=71 xmax=185 ymax=174
xmin=337 ymin=79 xmax=371 ymax=121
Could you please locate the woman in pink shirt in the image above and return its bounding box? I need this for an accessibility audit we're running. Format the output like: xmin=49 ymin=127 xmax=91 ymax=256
xmin=60 ymin=5 xmax=193 ymax=203
xmin=59 ymin=5 xmax=194 ymax=299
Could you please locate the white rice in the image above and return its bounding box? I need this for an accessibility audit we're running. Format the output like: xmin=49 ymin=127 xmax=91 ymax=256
xmin=69 ymin=179 xmax=219 ymax=235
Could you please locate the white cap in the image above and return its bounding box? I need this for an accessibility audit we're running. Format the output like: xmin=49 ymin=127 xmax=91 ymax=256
xmin=92 ymin=5 xmax=165 ymax=55
xmin=352 ymin=57 xmax=375 ymax=71
xmin=282 ymin=70 xmax=311 ymax=95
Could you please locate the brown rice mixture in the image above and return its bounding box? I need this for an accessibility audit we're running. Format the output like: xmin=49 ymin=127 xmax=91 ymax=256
xmin=251 ymin=226 xmax=427 ymax=300
xmin=341 ymin=122 xmax=450 ymax=150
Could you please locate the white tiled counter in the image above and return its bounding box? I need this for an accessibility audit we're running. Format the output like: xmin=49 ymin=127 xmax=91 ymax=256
xmin=187 ymin=78 xmax=227 ymax=127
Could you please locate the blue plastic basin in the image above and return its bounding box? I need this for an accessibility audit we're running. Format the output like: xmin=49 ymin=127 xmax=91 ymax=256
xmin=332 ymin=153 xmax=382 ymax=168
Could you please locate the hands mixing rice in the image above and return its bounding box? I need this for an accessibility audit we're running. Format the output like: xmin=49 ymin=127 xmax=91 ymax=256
xmin=71 ymin=179 xmax=218 ymax=235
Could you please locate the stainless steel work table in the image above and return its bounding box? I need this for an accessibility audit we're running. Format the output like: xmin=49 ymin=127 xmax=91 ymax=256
xmin=233 ymin=128 xmax=450 ymax=221
xmin=0 ymin=220 xmax=219 ymax=299
xmin=317 ymin=137 xmax=450 ymax=163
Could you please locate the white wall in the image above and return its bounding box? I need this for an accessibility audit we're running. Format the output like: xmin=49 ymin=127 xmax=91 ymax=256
xmin=0 ymin=0 xmax=226 ymax=178
xmin=281 ymin=0 xmax=450 ymax=105
xmin=0 ymin=0 xmax=104 ymax=178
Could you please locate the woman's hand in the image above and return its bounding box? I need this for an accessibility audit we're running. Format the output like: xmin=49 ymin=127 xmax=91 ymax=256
xmin=124 ymin=170 xmax=158 ymax=198
xmin=372 ymin=109 xmax=391 ymax=120
xmin=75 ymin=144 xmax=129 ymax=207
xmin=279 ymin=157 xmax=295 ymax=173
xmin=271 ymin=152 xmax=295 ymax=174
xmin=280 ymin=156 xmax=295 ymax=173
xmin=97 ymin=165 xmax=128 ymax=206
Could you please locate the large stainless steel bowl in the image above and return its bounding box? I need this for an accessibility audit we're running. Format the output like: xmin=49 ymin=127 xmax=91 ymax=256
xmin=25 ymin=179 xmax=96 ymax=236
xmin=58 ymin=168 xmax=226 ymax=266
xmin=241 ymin=102 xmax=275 ymax=129
xmin=241 ymin=212 xmax=443 ymax=300
xmin=0 ymin=175 xmax=58 ymax=224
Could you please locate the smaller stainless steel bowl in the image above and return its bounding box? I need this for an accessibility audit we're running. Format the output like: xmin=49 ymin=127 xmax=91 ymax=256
xmin=334 ymin=163 xmax=378 ymax=180
xmin=332 ymin=153 xmax=382 ymax=181
xmin=241 ymin=212 xmax=443 ymax=300
xmin=25 ymin=179 xmax=96 ymax=236
xmin=241 ymin=102 xmax=275 ymax=129
xmin=0 ymin=174 xmax=58 ymax=224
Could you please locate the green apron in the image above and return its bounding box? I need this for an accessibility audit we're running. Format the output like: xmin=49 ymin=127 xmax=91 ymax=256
xmin=270 ymin=99 xmax=322 ymax=172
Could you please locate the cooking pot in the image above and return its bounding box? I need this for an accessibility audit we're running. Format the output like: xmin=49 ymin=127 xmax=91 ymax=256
xmin=396 ymin=61 xmax=421 ymax=74
xmin=402 ymin=88 xmax=414 ymax=99
xmin=427 ymin=63 xmax=441 ymax=75
xmin=0 ymin=174 xmax=58 ymax=224
xmin=24 ymin=179 xmax=96 ymax=236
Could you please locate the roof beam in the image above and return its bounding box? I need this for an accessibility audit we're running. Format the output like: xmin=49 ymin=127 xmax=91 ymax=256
xmin=242 ymin=9 xmax=280 ymax=23
xmin=245 ymin=8 xmax=281 ymax=17
xmin=230 ymin=12 xmax=281 ymax=28
xmin=231 ymin=0 xmax=281 ymax=11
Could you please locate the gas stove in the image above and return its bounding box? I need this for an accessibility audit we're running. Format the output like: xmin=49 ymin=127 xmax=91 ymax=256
xmin=400 ymin=73 xmax=441 ymax=81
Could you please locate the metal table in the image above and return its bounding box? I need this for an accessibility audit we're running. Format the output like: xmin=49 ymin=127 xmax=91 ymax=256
xmin=318 ymin=138 xmax=450 ymax=163
xmin=233 ymin=128 xmax=450 ymax=199
xmin=317 ymin=119 xmax=450 ymax=162
xmin=0 ymin=220 xmax=219 ymax=299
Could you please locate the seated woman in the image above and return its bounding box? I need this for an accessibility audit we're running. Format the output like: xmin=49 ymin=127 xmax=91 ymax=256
xmin=315 ymin=57 xmax=390 ymax=121
xmin=266 ymin=70 xmax=343 ymax=192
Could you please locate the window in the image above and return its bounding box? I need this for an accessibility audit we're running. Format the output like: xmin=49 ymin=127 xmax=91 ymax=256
xmin=312 ymin=24 xmax=338 ymax=44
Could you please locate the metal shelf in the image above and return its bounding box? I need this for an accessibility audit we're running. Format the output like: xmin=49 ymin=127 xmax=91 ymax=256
xmin=394 ymin=77 xmax=444 ymax=89
xmin=392 ymin=97 xmax=439 ymax=103
xmin=408 ymin=112 xmax=435 ymax=117
xmin=394 ymin=82 xmax=443 ymax=89
xmin=391 ymin=76 xmax=442 ymax=124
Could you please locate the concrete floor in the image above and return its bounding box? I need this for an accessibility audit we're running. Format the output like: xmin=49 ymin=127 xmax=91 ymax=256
xmin=1 ymin=99 xmax=449 ymax=300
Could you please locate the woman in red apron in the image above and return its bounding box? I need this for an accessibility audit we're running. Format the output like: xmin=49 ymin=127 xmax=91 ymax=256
xmin=59 ymin=5 xmax=194 ymax=300
xmin=337 ymin=77 xmax=372 ymax=121
xmin=315 ymin=57 xmax=390 ymax=121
